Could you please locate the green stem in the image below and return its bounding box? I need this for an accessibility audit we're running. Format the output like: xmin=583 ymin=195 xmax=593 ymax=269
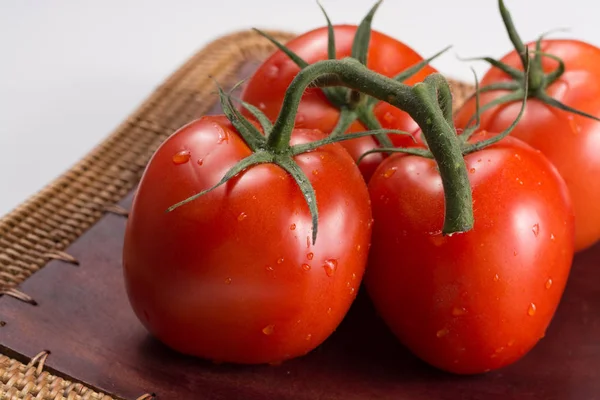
xmin=268 ymin=57 xmax=473 ymax=233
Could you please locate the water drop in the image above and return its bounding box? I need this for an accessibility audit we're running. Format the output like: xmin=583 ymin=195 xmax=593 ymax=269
xmin=469 ymin=168 xmax=476 ymax=174
xmin=262 ymin=324 xmax=275 ymax=335
xmin=277 ymin=257 xmax=284 ymax=264
xmin=237 ymin=212 xmax=247 ymax=221
xmin=367 ymin=219 xmax=374 ymax=229
xmin=172 ymin=150 xmax=191 ymax=164
xmin=349 ymin=287 xmax=355 ymax=295
xmin=197 ymin=158 xmax=204 ymax=166
xmin=546 ymin=278 xmax=553 ymax=289
xmin=452 ymin=307 xmax=467 ymax=317
xmin=477 ymin=158 xmax=482 ymax=163
xmin=306 ymin=236 xmax=311 ymax=249
xmin=312 ymin=169 xmax=319 ymax=176
xmin=258 ymin=102 xmax=267 ymax=110
xmin=302 ymin=264 xmax=311 ymax=271
xmin=436 ymin=328 xmax=449 ymax=338
xmin=514 ymin=153 xmax=522 ymax=161
xmin=323 ymin=259 xmax=338 ymax=277
xmin=550 ymin=233 xmax=555 ymax=241
xmin=266 ymin=265 xmax=274 ymax=272
xmin=290 ymin=223 xmax=296 ymax=231
xmin=351 ymin=273 xmax=357 ymax=281
xmin=383 ymin=112 xmax=396 ymax=124
xmin=305 ymin=252 xmax=315 ymax=261
xmin=514 ymin=250 xmax=518 ymax=256
xmin=305 ymin=333 xmax=312 ymax=341
xmin=266 ymin=64 xmax=280 ymax=79
xmin=225 ymin=277 xmax=232 ymax=285
xmin=217 ymin=129 xmax=229 ymax=144
xmin=528 ymin=303 xmax=537 ymax=316
xmin=320 ymin=154 xmax=325 ymax=160
xmin=383 ymin=168 xmax=397 ymax=178
xmin=327 ymin=307 xmax=333 ymax=315
xmin=532 ymin=223 xmax=540 ymax=237
xmin=493 ymin=274 xmax=500 ymax=282
xmin=568 ymin=114 xmax=581 ymax=134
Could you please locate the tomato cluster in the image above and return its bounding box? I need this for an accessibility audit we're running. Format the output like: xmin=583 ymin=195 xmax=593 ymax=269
xmin=122 ymin=0 xmax=598 ymax=375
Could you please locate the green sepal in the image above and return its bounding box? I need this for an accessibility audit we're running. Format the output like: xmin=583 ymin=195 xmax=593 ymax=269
xmin=166 ymin=151 xmax=274 ymax=213
xmin=351 ymin=0 xmax=382 ymax=65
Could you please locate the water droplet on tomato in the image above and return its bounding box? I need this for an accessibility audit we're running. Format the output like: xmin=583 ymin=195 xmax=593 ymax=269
xmin=469 ymin=168 xmax=476 ymax=174
xmin=452 ymin=307 xmax=467 ymax=317
xmin=323 ymin=259 xmax=338 ymax=277
xmin=516 ymin=177 xmax=524 ymax=185
xmin=312 ymin=169 xmax=319 ymax=176
xmin=367 ymin=219 xmax=374 ymax=229
xmin=532 ymin=223 xmax=540 ymax=237
xmin=350 ymin=287 xmax=355 ymax=295
xmin=351 ymin=273 xmax=357 ymax=281
xmin=290 ymin=223 xmax=296 ymax=230
xmin=436 ymin=328 xmax=449 ymax=338
xmin=546 ymin=278 xmax=553 ymax=289
xmin=567 ymin=114 xmax=582 ymax=134
xmin=477 ymin=158 xmax=482 ymax=163
xmin=320 ymin=154 xmax=325 ymax=160
xmin=383 ymin=111 xmax=396 ymax=124
xmin=306 ymin=236 xmax=311 ymax=249
xmin=514 ymin=153 xmax=521 ymax=161
xmin=197 ymin=158 xmax=204 ymax=166
xmin=550 ymin=233 xmax=555 ymax=241
xmin=305 ymin=333 xmax=312 ymax=341
xmin=258 ymin=102 xmax=267 ymax=110
xmin=327 ymin=307 xmax=333 ymax=315
xmin=266 ymin=64 xmax=279 ymax=79
xmin=383 ymin=168 xmax=397 ymax=178
xmin=217 ymin=129 xmax=229 ymax=144
xmin=528 ymin=303 xmax=537 ymax=316
xmin=225 ymin=277 xmax=232 ymax=285
xmin=172 ymin=150 xmax=191 ymax=164
xmin=277 ymin=257 xmax=284 ymax=264
xmin=266 ymin=265 xmax=274 ymax=272
xmin=514 ymin=250 xmax=518 ymax=256
xmin=302 ymin=264 xmax=311 ymax=271
xmin=356 ymin=244 xmax=361 ymax=252
xmin=237 ymin=212 xmax=247 ymax=221
xmin=262 ymin=324 xmax=275 ymax=335
xmin=493 ymin=274 xmax=500 ymax=282
xmin=306 ymin=252 xmax=314 ymax=260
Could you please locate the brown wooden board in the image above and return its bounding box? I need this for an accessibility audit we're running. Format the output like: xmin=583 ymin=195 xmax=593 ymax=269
xmin=2 ymin=40 xmax=600 ymax=400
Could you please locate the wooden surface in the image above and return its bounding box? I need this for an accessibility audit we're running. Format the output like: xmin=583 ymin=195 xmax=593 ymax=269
xmin=2 ymin=57 xmax=600 ymax=400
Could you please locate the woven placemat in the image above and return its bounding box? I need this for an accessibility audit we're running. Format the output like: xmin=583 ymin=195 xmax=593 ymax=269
xmin=0 ymin=29 xmax=473 ymax=399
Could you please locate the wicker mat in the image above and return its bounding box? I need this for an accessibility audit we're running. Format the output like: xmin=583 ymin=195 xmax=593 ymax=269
xmin=0 ymin=29 xmax=473 ymax=399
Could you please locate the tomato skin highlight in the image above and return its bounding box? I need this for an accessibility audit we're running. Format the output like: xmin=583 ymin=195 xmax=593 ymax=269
xmin=122 ymin=115 xmax=372 ymax=364
xmin=241 ymin=25 xmax=436 ymax=180
xmin=454 ymin=39 xmax=600 ymax=251
xmin=365 ymin=132 xmax=574 ymax=374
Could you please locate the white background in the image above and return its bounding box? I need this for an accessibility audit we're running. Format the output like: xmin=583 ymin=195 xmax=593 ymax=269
xmin=1 ymin=0 xmax=598 ymax=217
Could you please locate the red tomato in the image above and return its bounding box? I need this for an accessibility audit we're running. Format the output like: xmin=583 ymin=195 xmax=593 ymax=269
xmin=241 ymin=25 xmax=436 ymax=180
xmin=365 ymin=131 xmax=574 ymax=374
xmin=454 ymin=39 xmax=600 ymax=251
xmin=122 ymin=115 xmax=372 ymax=364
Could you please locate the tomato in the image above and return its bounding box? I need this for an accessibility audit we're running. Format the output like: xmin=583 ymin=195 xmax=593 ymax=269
xmin=122 ymin=115 xmax=372 ymax=364
xmin=365 ymin=131 xmax=574 ymax=374
xmin=454 ymin=39 xmax=600 ymax=251
xmin=241 ymin=25 xmax=436 ymax=180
